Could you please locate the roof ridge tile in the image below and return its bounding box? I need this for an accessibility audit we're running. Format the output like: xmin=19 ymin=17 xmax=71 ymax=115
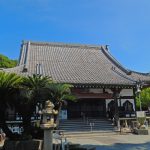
xmin=22 ymin=40 xmax=104 ymax=49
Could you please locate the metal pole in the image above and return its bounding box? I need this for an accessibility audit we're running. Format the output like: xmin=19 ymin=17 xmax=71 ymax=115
xmin=86 ymin=117 xmax=89 ymax=125
xmin=136 ymin=82 xmax=142 ymax=111
xmin=90 ymin=123 xmax=92 ymax=132
xmin=139 ymin=93 xmax=142 ymax=111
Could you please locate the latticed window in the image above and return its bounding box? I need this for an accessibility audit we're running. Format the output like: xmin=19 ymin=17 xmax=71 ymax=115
xmin=123 ymin=100 xmax=133 ymax=112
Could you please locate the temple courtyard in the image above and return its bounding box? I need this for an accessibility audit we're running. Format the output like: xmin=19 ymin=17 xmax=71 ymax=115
xmin=67 ymin=133 xmax=150 ymax=150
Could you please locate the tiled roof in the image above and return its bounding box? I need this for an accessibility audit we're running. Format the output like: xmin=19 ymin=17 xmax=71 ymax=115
xmin=3 ymin=41 xmax=150 ymax=86
xmin=130 ymin=71 xmax=150 ymax=83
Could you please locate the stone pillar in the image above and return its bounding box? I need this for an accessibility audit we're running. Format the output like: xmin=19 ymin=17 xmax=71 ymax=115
xmin=44 ymin=129 xmax=53 ymax=150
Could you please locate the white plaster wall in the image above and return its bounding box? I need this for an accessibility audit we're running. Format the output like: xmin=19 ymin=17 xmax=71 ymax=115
xmin=120 ymin=89 xmax=133 ymax=96
xmin=105 ymin=89 xmax=113 ymax=94
xmin=88 ymin=88 xmax=135 ymax=112
xmin=105 ymin=99 xmax=114 ymax=110
xmin=89 ymin=88 xmax=103 ymax=93
xmin=88 ymin=89 xmax=133 ymax=96
xmin=105 ymin=99 xmax=135 ymax=111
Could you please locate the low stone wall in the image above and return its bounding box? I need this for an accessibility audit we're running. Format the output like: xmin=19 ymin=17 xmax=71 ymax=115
xmin=4 ymin=139 xmax=43 ymax=150
xmin=134 ymin=129 xmax=149 ymax=135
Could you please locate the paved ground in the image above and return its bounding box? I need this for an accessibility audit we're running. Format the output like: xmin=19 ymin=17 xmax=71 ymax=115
xmin=67 ymin=134 xmax=150 ymax=150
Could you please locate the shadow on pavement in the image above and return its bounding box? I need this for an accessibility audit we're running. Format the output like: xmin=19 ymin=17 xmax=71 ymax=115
xmin=93 ymin=142 xmax=150 ymax=150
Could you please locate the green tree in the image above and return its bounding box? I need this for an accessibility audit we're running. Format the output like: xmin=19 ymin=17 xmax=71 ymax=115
xmin=136 ymin=88 xmax=150 ymax=110
xmin=0 ymin=72 xmax=23 ymax=138
xmin=47 ymin=83 xmax=76 ymax=127
xmin=14 ymin=74 xmax=52 ymax=138
xmin=0 ymin=54 xmax=17 ymax=68
xmin=0 ymin=72 xmax=75 ymax=139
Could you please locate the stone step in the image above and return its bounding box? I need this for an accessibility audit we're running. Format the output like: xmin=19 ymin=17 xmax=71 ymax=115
xmin=60 ymin=129 xmax=114 ymax=132
xmin=63 ymin=131 xmax=118 ymax=137
xmin=60 ymin=119 xmax=112 ymax=122
xmin=60 ymin=128 xmax=114 ymax=131
xmin=60 ymin=121 xmax=112 ymax=124
xmin=59 ymin=118 xmax=115 ymax=134
xmin=60 ymin=126 xmax=113 ymax=129
xmin=59 ymin=127 xmax=114 ymax=130
xmin=60 ymin=122 xmax=112 ymax=125
xmin=60 ymin=126 xmax=114 ymax=129
xmin=60 ymin=125 xmax=113 ymax=128
xmin=60 ymin=120 xmax=112 ymax=124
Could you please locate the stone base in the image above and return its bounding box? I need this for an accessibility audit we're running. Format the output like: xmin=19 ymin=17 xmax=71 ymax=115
xmin=69 ymin=144 xmax=96 ymax=150
xmin=134 ymin=129 xmax=149 ymax=135
xmin=120 ymin=127 xmax=131 ymax=133
xmin=3 ymin=139 xmax=43 ymax=150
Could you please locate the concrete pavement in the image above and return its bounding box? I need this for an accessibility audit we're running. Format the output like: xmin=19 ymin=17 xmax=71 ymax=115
xmin=67 ymin=134 xmax=150 ymax=149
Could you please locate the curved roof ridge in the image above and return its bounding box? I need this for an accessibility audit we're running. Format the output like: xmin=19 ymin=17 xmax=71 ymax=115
xmin=3 ymin=65 xmax=24 ymax=71
xmin=112 ymin=68 xmax=137 ymax=83
xmin=130 ymin=70 xmax=150 ymax=76
xmin=101 ymin=46 xmax=131 ymax=75
xmin=22 ymin=40 xmax=103 ymax=49
xmin=1 ymin=65 xmax=25 ymax=75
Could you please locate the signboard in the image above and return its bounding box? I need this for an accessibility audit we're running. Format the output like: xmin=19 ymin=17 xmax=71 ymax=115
xmin=136 ymin=111 xmax=146 ymax=118
xmin=59 ymin=110 xmax=68 ymax=120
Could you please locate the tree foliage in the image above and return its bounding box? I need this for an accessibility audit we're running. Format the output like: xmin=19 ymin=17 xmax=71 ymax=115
xmin=14 ymin=75 xmax=52 ymax=137
xmin=0 ymin=54 xmax=17 ymax=68
xmin=22 ymin=74 xmax=52 ymax=102
xmin=47 ymin=83 xmax=76 ymax=127
xmin=0 ymin=72 xmax=23 ymax=138
xmin=47 ymin=83 xmax=75 ymax=105
xmin=0 ymin=72 xmax=75 ymax=139
xmin=136 ymin=87 xmax=150 ymax=110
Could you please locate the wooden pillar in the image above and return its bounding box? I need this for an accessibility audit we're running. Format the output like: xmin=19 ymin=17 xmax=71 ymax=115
xmin=133 ymin=88 xmax=137 ymax=112
xmin=111 ymin=88 xmax=122 ymax=130
xmin=119 ymin=98 xmax=121 ymax=108
xmin=114 ymin=92 xmax=120 ymax=129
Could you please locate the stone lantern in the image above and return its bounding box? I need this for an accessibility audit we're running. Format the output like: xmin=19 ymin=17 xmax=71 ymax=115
xmin=40 ymin=100 xmax=58 ymax=150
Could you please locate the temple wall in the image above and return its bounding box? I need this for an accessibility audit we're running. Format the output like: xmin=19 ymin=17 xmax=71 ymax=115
xmin=105 ymin=89 xmax=135 ymax=111
xmin=105 ymin=89 xmax=133 ymax=96
xmin=89 ymin=89 xmax=103 ymax=93
xmin=77 ymin=88 xmax=133 ymax=96
xmin=105 ymin=89 xmax=113 ymax=93
xmin=120 ymin=89 xmax=133 ymax=96
xmin=120 ymin=99 xmax=135 ymax=111
xmin=106 ymin=99 xmax=135 ymax=111
xmin=78 ymin=88 xmax=135 ymax=112
xmin=69 ymin=88 xmax=136 ymax=118
xmin=106 ymin=99 xmax=114 ymax=110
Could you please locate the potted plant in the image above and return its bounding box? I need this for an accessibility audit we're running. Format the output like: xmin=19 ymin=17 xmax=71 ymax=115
xmin=134 ymin=117 xmax=149 ymax=135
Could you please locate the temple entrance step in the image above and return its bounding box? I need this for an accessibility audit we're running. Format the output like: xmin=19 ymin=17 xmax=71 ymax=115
xmin=62 ymin=131 xmax=118 ymax=138
xmin=59 ymin=118 xmax=115 ymax=133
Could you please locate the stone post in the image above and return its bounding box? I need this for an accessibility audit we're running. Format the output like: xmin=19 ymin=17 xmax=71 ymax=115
xmin=44 ymin=130 xmax=53 ymax=150
xmin=40 ymin=100 xmax=58 ymax=150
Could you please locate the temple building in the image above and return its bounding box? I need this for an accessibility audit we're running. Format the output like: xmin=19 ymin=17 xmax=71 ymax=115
xmin=4 ymin=41 xmax=150 ymax=126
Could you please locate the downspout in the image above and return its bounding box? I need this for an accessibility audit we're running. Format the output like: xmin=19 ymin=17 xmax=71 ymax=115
xmin=23 ymin=41 xmax=30 ymax=72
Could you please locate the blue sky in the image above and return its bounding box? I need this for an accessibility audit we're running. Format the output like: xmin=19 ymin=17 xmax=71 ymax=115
xmin=0 ymin=0 xmax=150 ymax=72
